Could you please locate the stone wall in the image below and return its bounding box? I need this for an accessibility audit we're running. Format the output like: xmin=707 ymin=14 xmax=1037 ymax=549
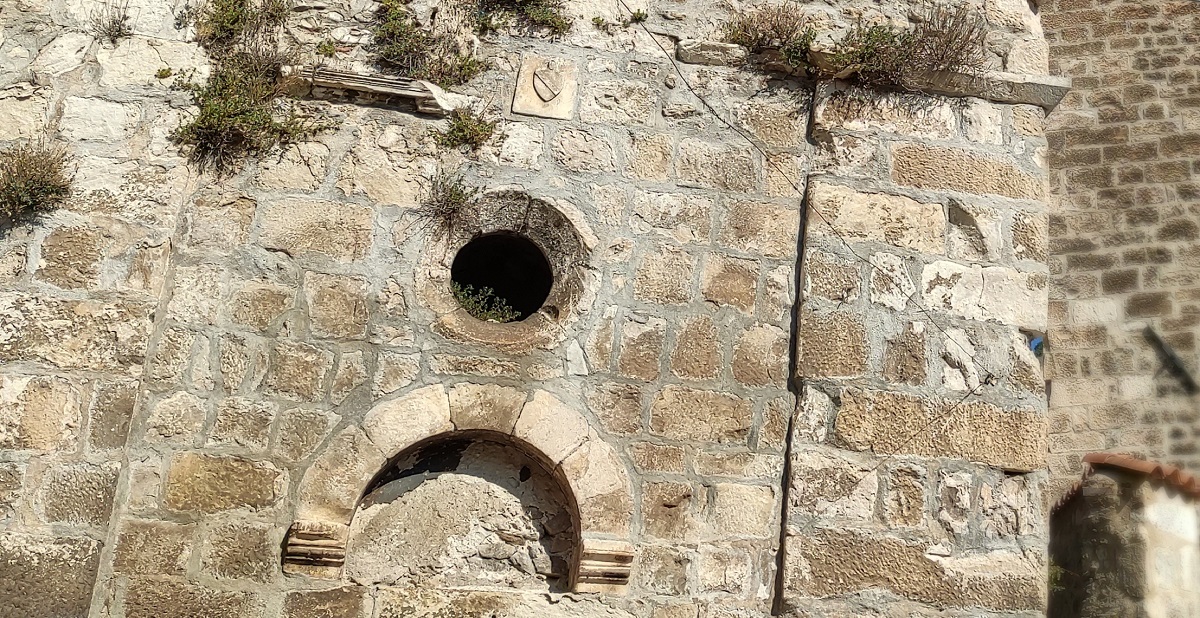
xmin=1042 ymin=0 xmax=1200 ymax=495
xmin=0 ymin=0 xmax=1059 ymax=616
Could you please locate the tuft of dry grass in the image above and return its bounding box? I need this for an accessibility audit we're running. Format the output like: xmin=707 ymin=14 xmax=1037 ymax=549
xmin=415 ymin=172 xmax=479 ymax=237
xmin=92 ymin=0 xmax=134 ymax=45
xmin=434 ymin=108 xmax=497 ymax=151
xmin=371 ymin=0 xmax=488 ymax=86
xmin=0 ymin=140 xmax=73 ymax=221
xmin=723 ymin=4 xmax=988 ymax=90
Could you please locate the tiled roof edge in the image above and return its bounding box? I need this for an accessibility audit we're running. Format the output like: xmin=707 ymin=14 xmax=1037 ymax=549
xmin=1051 ymin=453 xmax=1200 ymax=515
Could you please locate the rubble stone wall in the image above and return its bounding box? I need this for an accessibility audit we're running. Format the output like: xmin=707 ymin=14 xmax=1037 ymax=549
xmin=0 ymin=0 xmax=1055 ymax=616
xmin=1041 ymin=0 xmax=1200 ymax=496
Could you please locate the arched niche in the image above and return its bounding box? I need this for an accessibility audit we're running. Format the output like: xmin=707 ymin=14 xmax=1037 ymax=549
xmin=282 ymin=384 xmax=635 ymax=594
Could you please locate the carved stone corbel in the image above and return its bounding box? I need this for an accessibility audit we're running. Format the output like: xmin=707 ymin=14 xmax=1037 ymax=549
xmin=573 ymin=538 xmax=635 ymax=594
xmin=282 ymin=520 xmax=349 ymax=579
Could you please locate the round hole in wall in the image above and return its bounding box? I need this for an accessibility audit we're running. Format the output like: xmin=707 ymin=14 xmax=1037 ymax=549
xmin=450 ymin=232 xmax=554 ymax=322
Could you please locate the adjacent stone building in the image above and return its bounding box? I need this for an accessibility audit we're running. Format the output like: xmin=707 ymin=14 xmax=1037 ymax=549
xmin=0 ymin=0 xmax=1064 ymax=616
xmin=1041 ymin=0 xmax=1200 ymax=498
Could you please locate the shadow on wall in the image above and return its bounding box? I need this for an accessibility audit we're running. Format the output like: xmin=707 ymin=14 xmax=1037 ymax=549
xmin=1048 ymin=455 xmax=1200 ymax=617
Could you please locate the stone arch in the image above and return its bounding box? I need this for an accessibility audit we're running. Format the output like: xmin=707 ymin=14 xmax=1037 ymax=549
xmin=282 ymin=384 xmax=635 ymax=594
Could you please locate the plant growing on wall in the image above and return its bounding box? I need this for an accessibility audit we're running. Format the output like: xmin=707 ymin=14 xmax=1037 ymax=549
xmin=434 ymin=107 xmax=497 ymax=151
xmin=91 ymin=0 xmax=134 ymax=45
xmin=451 ymin=282 xmax=521 ymax=322
xmin=414 ymin=171 xmax=480 ymax=237
xmin=172 ymin=0 xmax=327 ymax=174
xmin=0 ymin=140 xmax=73 ymax=221
xmin=724 ymin=4 xmax=987 ymax=90
xmin=476 ymin=0 xmax=572 ymax=35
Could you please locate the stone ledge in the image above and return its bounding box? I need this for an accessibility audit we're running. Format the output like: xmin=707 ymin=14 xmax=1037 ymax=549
xmin=671 ymin=40 xmax=1071 ymax=110
xmin=282 ymin=66 xmax=471 ymax=115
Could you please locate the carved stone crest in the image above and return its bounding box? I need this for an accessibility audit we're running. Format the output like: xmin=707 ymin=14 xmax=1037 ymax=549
xmin=512 ymin=55 xmax=577 ymax=120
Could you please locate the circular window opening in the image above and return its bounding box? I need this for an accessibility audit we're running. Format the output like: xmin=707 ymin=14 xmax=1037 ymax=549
xmin=450 ymin=233 xmax=553 ymax=323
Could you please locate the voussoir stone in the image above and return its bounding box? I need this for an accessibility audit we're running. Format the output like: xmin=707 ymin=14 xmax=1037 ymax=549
xmin=560 ymin=436 xmax=633 ymax=536
xmin=363 ymin=384 xmax=452 ymax=456
xmin=298 ymin=427 xmax=385 ymax=522
xmin=513 ymin=390 xmax=590 ymax=464
xmin=448 ymin=382 xmax=527 ymax=434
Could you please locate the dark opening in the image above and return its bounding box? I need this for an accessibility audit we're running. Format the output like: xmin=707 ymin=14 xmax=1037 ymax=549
xmin=450 ymin=232 xmax=553 ymax=322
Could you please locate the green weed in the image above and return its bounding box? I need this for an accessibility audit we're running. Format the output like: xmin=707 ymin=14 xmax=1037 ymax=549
xmin=0 ymin=140 xmax=73 ymax=221
xmin=452 ymin=282 xmax=521 ymax=323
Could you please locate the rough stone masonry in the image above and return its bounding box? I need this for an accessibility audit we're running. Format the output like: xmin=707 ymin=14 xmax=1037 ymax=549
xmin=0 ymin=0 xmax=1066 ymax=616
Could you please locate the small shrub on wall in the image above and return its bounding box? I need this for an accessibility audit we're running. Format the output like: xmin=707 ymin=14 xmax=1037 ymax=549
xmin=0 ymin=140 xmax=73 ymax=222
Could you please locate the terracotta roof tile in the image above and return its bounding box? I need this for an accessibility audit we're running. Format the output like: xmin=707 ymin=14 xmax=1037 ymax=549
xmin=1051 ymin=452 xmax=1200 ymax=514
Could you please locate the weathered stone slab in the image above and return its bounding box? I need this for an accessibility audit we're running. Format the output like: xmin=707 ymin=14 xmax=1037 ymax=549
xmin=891 ymin=143 xmax=1045 ymax=200
xmin=676 ymin=39 xmax=747 ymax=66
xmin=807 ymin=181 xmax=947 ymax=253
xmin=0 ymin=373 xmax=83 ymax=451
xmin=0 ymin=532 xmax=100 ymax=617
xmin=921 ymin=260 xmax=1048 ymax=329
xmin=164 ymin=452 xmax=282 ymax=513
xmin=833 ymin=388 xmax=1047 ymax=471
xmin=0 ymin=292 xmax=154 ymax=371
xmin=649 ymin=386 xmax=752 ymax=444
xmin=258 ymin=199 xmax=374 ymax=262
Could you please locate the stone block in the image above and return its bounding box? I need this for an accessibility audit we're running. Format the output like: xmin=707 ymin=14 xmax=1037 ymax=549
xmin=891 ymin=143 xmax=1044 ymax=200
xmin=633 ymin=244 xmax=695 ymax=305
xmin=228 ymin=281 xmax=293 ymax=332
xmin=113 ymin=519 xmax=194 ymax=576
xmin=448 ymin=382 xmax=526 ymax=434
xmin=185 ymin=192 xmax=256 ymax=250
xmin=629 ymin=190 xmax=711 ymax=243
xmin=694 ymin=450 xmax=784 ymax=480
xmin=733 ymin=323 xmax=788 ymax=387
xmin=625 ymin=133 xmax=673 ymax=181
xmin=803 ymin=249 xmax=859 ymax=302
xmin=579 ymin=80 xmax=656 ymax=126
xmin=884 ymin=322 xmax=927 ymax=386
xmin=265 ymin=341 xmax=333 ymax=402
xmin=782 ymin=528 xmax=1041 ymax=611
xmin=0 ymin=373 xmax=83 ymax=451
xmin=697 ymin=545 xmax=752 ymax=593
xmin=304 ymin=273 xmax=369 ymax=339
xmin=807 ymin=181 xmax=947 ymax=253
xmin=258 ymin=199 xmax=373 ymax=262
xmin=39 ymin=461 xmax=119 ymax=526
xmin=513 ymin=390 xmax=589 ymax=464
xmin=677 ymin=139 xmax=757 ymax=192
xmin=123 ymin=578 xmax=260 ymax=618
xmin=164 ymin=452 xmax=282 ymax=513
xmin=884 ymin=466 xmax=926 ymax=527
xmin=282 ymin=587 xmax=369 ymax=618
xmin=814 ymin=87 xmax=957 ymax=140
xmin=298 ymin=427 xmax=385 ymax=522
xmin=642 ymin=481 xmax=693 ymax=540
xmin=512 ymin=55 xmax=578 ymax=120
xmin=617 ymin=315 xmax=665 ymax=381
xmin=676 ymin=39 xmax=747 ymax=66
xmin=637 ymin=545 xmax=689 ymax=594
xmin=719 ymin=200 xmax=799 ymax=258
xmin=650 ymin=386 xmax=752 ymax=444
xmin=587 ymin=383 xmax=642 ymax=436
xmin=166 ymin=264 xmax=225 ymax=326
xmin=363 ymin=384 xmax=452 ymax=456
xmin=869 ymin=252 xmax=916 ymax=310
xmin=330 ymin=351 xmax=367 ymax=404
xmin=0 ymin=292 xmax=154 ymax=371
xmin=209 ymin=397 xmax=277 ymax=450
xmin=87 ymin=379 xmax=137 ymax=450
xmin=144 ymin=391 xmax=206 ymax=445
xmin=701 ymin=254 xmax=759 ymax=314
xmin=0 ymin=532 xmax=100 ymax=618
xmin=788 ymin=449 xmax=876 ymax=521
xmin=0 ymin=462 xmax=21 ymax=520
xmin=629 ymin=442 xmax=685 ymax=473
xmin=921 ymin=261 xmax=1047 ymax=329
xmin=35 ymin=226 xmax=102 ymax=290
xmin=737 ymin=93 xmax=808 ymax=148
xmin=709 ymin=483 xmax=775 ymax=538
xmin=499 ymin=122 xmax=544 ymax=169
xmin=276 ymin=407 xmax=335 ymax=462
xmin=797 ymin=309 xmax=868 ymax=378
xmin=670 ymin=315 xmax=721 ymax=381
xmin=60 ymin=96 xmax=138 ymax=141
xmin=560 ymin=437 xmax=633 ymax=536
xmin=373 ymin=351 xmax=419 ymax=396
xmin=553 ymin=127 xmax=614 ymax=172
xmin=833 ymin=388 xmax=1047 ymax=471
xmin=201 ymin=521 xmax=277 ymax=582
